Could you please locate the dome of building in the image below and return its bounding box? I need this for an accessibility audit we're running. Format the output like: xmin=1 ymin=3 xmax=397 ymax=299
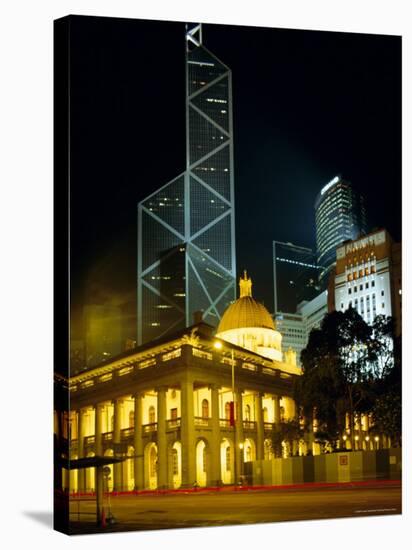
xmin=217 ymin=273 xmax=275 ymax=333
xmin=216 ymin=271 xmax=284 ymax=362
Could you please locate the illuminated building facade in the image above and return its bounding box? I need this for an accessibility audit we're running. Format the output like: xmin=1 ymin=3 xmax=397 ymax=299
xmin=137 ymin=24 xmax=236 ymax=345
xmin=273 ymin=241 xmax=321 ymax=315
xmin=315 ymin=176 xmax=367 ymax=285
xmin=62 ymin=275 xmax=301 ymax=492
xmin=275 ymin=290 xmax=328 ymax=366
xmin=334 ymin=229 xmax=402 ymax=334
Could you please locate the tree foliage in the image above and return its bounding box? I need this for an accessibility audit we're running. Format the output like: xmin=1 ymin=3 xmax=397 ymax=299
xmin=294 ymin=308 xmax=398 ymax=449
xmin=271 ymin=419 xmax=303 ymax=458
xmin=371 ymin=391 xmax=401 ymax=446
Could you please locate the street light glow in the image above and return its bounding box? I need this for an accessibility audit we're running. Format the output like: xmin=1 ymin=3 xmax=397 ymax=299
xmin=214 ymin=340 xmax=223 ymax=350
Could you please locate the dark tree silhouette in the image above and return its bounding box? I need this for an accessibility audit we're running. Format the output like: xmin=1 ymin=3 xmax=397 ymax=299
xmin=294 ymin=308 xmax=398 ymax=450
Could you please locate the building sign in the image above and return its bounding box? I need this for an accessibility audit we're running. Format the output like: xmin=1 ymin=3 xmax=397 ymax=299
xmin=339 ymin=455 xmax=348 ymax=466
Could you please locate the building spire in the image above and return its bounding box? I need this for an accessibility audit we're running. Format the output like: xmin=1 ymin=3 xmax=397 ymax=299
xmin=239 ymin=270 xmax=252 ymax=298
xmin=185 ymin=23 xmax=202 ymax=49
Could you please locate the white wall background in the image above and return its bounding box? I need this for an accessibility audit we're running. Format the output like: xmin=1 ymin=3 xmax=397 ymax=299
xmin=0 ymin=1 xmax=410 ymax=549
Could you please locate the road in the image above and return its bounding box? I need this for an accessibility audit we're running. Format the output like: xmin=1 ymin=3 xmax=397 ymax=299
xmin=68 ymin=482 xmax=401 ymax=534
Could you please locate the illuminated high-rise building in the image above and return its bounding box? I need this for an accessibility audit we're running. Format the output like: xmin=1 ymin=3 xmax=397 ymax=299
xmin=315 ymin=175 xmax=367 ymax=285
xmin=137 ymin=24 xmax=236 ymax=345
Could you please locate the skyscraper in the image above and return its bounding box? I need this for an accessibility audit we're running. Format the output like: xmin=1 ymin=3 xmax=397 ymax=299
xmin=137 ymin=24 xmax=236 ymax=345
xmin=315 ymin=175 xmax=367 ymax=285
xmin=273 ymin=240 xmax=321 ymax=315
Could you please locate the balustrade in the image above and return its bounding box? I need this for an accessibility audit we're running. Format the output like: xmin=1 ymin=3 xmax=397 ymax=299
xmin=142 ymin=422 xmax=157 ymax=433
xmin=243 ymin=420 xmax=256 ymax=430
xmin=166 ymin=418 xmax=181 ymax=429
xmin=194 ymin=416 xmax=211 ymax=427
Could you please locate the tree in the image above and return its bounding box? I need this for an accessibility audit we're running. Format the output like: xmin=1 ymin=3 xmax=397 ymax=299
xmin=271 ymin=419 xmax=303 ymax=458
xmin=295 ymin=308 xmax=397 ymax=450
xmin=371 ymin=391 xmax=401 ymax=446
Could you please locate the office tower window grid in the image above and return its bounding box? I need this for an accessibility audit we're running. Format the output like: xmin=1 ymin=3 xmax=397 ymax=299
xmin=137 ymin=25 xmax=236 ymax=345
xmin=315 ymin=176 xmax=367 ymax=283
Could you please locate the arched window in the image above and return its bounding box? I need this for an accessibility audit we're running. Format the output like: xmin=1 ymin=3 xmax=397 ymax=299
xmin=149 ymin=406 xmax=156 ymax=424
xmin=203 ymin=446 xmax=207 ymax=473
xmin=246 ymin=445 xmax=252 ymax=462
xmin=129 ymin=410 xmax=135 ymax=428
xmin=225 ymin=402 xmax=231 ymax=419
xmin=202 ymin=399 xmax=209 ymax=418
xmin=171 ymin=449 xmax=178 ymax=475
xmin=149 ymin=447 xmax=157 ymax=477
xmin=225 ymin=446 xmax=231 ymax=471
xmin=244 ymin=404 xmax=251 ymax=421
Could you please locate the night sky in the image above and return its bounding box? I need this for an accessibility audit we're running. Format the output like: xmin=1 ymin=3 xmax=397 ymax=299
xmin=68 ymin=15 xmax=401 ymax=341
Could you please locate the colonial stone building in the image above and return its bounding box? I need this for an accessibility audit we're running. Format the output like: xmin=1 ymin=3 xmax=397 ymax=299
xmin=60 ymin=274 xmax=301 ymax=492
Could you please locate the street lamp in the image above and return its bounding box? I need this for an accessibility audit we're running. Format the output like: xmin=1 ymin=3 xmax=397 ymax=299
xmin=214 ymin=339 xmax=237 ymax=485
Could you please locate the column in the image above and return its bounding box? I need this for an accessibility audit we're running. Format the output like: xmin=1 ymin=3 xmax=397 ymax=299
xmin=95 ymin=466 xmax=104 ymax=525
xmin=235 ymin=389 xmax=244 ymax=484
xmin=180 ymin=378 xmax=196 ymax=487
xmin=285 ymin=397 xmax=296 ymax=420
xmin=113 ymin=398 xmax=122 ymax=491
xmin=94 ymin=403 xmax=103 ymax=456
xmin=77 ymin=409 xmax=86 ymax=492
xmin=156 ymin=387 xmax=168 ymax=489
xmin=255 ymin=392 xmax=264 ymax=460
xmin=133 ymin=392 xmax=144 ymax=490
xmin=210 ymin=385 xmax=221 ymax=486
xmin=272 ymin=395 xmax=281 ymax=425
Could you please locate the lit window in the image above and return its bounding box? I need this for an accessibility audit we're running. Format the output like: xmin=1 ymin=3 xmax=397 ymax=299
xmin=172 ymin=449 xmax=178 ymax=475
xmin=150 ymin=447 xmax=157 ymax=477
xmin=202 ymin=399 xmax=209 ymax=418
xmin=225 ymin=446 xmax=231 ymax=471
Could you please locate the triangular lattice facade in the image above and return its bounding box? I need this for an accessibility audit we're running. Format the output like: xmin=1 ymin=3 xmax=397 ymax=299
xmin=137 ymin=25 xmax=236 ymax=345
